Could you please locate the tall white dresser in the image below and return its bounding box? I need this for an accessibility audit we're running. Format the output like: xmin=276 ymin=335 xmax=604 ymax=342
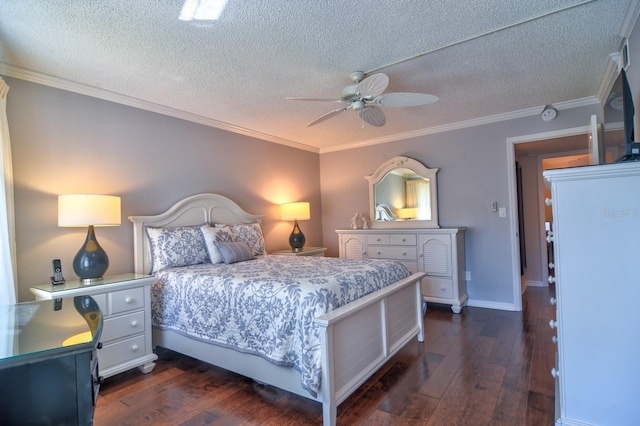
xmin=336 ymin=228 xmax=467 ymax=313
xmin=544 ymin=162 xmax=640 ymax=426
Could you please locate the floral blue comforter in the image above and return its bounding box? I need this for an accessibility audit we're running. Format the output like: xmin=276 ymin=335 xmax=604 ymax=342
xmin=151 ymin=255 xmax=410 ymax=396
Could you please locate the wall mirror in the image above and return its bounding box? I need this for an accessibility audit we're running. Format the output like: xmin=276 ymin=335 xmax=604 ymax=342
xmin=366 ymin=156 xmax=439 ymax=228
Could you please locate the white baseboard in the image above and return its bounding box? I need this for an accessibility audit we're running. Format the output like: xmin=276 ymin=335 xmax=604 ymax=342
xmin=466 ymin=299 xmax=520 ymax=311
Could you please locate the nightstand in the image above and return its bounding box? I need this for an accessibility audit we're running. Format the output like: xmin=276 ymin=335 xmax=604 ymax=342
xmin=30 ymin=273 xmax=158 ymax=379
xmin=271 ymin=247 xmax=327 ymax=257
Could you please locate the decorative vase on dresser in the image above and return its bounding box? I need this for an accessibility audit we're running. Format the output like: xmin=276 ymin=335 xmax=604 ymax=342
xmin=350 ymin=155 xmax=468 ymax=313
xmin=544 ymin=162 xmax=640 ymax=426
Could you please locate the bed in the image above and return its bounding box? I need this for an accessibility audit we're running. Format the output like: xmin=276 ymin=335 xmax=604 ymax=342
xmin=129 ymin=193 xmax=426 ymax=426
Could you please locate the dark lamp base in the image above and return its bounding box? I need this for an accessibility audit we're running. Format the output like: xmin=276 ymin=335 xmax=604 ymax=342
xmin=73 ymin=225 xmax=109 ymax=282
xmin=289 ymin=219 xmax=306 ymax=251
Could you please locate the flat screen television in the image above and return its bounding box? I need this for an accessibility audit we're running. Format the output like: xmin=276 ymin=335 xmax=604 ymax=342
xmin=606 ymin=69 xmax=640 ymax=162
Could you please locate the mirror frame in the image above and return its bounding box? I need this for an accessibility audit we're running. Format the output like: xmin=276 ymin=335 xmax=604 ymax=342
xmin=366 ymin=156 xmax=439 ymax=229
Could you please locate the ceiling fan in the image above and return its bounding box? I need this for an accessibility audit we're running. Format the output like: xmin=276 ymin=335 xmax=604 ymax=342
xmin=286 ymin=71 xmax=438 ymax=127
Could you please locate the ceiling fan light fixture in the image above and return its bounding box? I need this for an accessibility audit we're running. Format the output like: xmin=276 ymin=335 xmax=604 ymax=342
xmin=352 ymin=100 xmax=365 ymax=110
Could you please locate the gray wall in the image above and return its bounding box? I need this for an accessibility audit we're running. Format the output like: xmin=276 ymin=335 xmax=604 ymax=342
xmin=319 ymin=105 xmax=600 ymax=308
xmin=7 ymin=78 xmax=322 ymax=302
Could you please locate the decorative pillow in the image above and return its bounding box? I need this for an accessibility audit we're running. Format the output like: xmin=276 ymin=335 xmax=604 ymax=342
xmin=201 ymin=225 xmax=235 ymax=264
xmin=218 ymin=222 xmax=265 ymax=256
xmin=213 ymin=241 xmax=255 ymax=264
xmin=146 ymin=225 xmax=209 ymax=273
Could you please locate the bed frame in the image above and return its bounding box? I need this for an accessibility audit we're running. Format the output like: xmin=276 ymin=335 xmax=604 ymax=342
xmin=129 ymin=193 xmax=425 ymax=426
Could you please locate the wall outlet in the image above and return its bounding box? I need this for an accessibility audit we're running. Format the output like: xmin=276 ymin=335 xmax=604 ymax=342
xmin=465 ymin=271 xmax=471 ymax=281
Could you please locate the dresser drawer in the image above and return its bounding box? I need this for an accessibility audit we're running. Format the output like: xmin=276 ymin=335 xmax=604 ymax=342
xmin=109 ymin=287 xmax=145 ymax=314
xmin=101 ymin=310 xmax=145 ymax=342
xmin=99 ymin=334 xmax=146 ymax=370
xmin=421 ymin=277 xmax=453 ymax=299
xmin=366 ymin=234 xmax=390 ymax=245
xmin=390 ymin=234 xmax=417 ymax=245
xmin=368 ymin=246 xmax=417 ymax=261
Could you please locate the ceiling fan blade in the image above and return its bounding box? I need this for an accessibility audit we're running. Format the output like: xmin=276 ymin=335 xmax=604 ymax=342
xmin=356 ymin=73 xmax=389 ymax=98
xmin=374 ymin=92 xmax=439 ymax=107
xmin=359 ymin=106 xmax=386 ymax=127
xmin=308 ymin=105 xmax=351 ymax=127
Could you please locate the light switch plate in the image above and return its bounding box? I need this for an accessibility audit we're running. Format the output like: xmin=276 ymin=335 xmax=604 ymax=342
xmin=499 ymin=207 xmax=507 ymax=217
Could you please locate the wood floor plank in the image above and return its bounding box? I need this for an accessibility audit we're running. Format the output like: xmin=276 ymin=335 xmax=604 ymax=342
xmin=93 ymin=286 xmax=556 ymax=426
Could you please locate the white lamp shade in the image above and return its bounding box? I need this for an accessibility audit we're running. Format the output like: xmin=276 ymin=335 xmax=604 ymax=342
xmin=58 ymin=194 xmax=121 ymax=227
xmin=281 ymin=202 xmax=310 ymax=221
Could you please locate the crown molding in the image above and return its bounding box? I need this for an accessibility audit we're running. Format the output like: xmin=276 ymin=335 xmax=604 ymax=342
xmin=320 ymin=96 xmax=600 ymax=153
xmin=0 ymin=62 xmax=319 ymax=154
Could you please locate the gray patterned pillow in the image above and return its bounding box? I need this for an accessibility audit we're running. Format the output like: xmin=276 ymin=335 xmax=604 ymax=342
xmin=147 ymin=225 xmax=209 ymax=273
xmin=213 ymin=241 xmax=255 ymax=264
xmin=220 ymin=222 xmax=265 ymax=256
xmin=201 ymin=225 xmax=235 ymax=264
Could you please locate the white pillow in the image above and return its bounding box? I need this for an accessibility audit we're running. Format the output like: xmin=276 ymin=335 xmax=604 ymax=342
xmin=201 ymin=225 xmax=235 ymax=264
xmin=146 ymin=225 xmax=209 ymax=273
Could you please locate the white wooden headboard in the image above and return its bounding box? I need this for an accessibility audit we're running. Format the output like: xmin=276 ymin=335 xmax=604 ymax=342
xmin=128 ymin=193 xmax=264 ymax=275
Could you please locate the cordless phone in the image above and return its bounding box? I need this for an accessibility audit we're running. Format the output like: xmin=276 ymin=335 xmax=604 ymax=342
xmin=51 ymin=259 xmax=66 ymax=285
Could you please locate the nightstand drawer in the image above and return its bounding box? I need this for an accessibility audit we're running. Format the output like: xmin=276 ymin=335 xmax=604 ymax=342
xmin=109 ymin=287 xmax=144 ymax=314
xmin=99 ymin=334 xmax=146 ymax=369
xmin=101 ymin=311 xmax=145 ymax=342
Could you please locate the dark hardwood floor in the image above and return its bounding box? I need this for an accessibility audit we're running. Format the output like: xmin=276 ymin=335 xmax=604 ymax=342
xmin=94 ymin=286 xmax=556 ymax=425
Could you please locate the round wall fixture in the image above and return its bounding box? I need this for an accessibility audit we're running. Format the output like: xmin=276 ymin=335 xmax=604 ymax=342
xmin=541 ymin=105 xmax=558 ymax=122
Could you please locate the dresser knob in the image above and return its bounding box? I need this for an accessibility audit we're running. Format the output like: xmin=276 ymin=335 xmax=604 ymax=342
xmin=376 ymin=238 xmax=381 ymax=241
xmin=545 ymin=198 xmax=553 ymax=206
xmin=546 ymin=234 xmax=554 ymax=243
xmin=548 ymin=262 xmax=555 ymax=269
xmin=377 ymin=251 xmax=381 ymax=255
xmin=551 ymin=367 xmax=560 ymax=378
xmin=548 ymin=275 xmax=556 ymax=284
xmin=402 ymin=251 xmax=407 ymax=256
xmin=549 ymin=319 xmax=557 ymax=329
xmin=97 ymin=342 xmax=103 ymax=350
xmin=550 ymin=297 xmax=556 ymax=305
xmin=552 ymin=336 xmax=558 ymax=344
xmin=131 ymin=344 xmax=139 ymax=352
xmin=131 ymin=320 xmax=138 ymax=328
xmin=125 ymin=296 xmax=133 ymax=304
xmin=402 ymin=238 xmax=406 ymax=242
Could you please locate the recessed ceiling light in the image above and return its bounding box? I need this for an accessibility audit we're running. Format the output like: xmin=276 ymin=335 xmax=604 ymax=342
xmin=179 ymin=0 xmax=228 ymax=21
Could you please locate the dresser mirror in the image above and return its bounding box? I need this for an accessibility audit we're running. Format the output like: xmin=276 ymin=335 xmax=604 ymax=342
xmin=366 ymin=156 xmax=439 ymax=228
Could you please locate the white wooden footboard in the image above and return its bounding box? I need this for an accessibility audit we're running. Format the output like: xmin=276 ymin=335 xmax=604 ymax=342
xmin=315 ymin=272 xmax=425 ymax=426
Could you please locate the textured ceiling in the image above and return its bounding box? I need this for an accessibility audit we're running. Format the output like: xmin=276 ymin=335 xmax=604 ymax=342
xmin=0 ymin=1 xmax=634 ymax=152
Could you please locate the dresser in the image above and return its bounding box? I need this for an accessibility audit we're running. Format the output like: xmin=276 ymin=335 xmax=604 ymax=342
xmin=0 ymin=296 xmax=102 ymax=425
xmin=336 ymin=228 xmax=467 ymax=313
xmin=544 ymin=162 xmax=640 ymax=425
xmin=30 ymin=273 xmax=158 ymax=379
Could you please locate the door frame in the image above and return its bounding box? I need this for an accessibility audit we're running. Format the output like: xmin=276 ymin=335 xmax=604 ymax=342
xmin=505 ymin=125 xmax=590 ymax=311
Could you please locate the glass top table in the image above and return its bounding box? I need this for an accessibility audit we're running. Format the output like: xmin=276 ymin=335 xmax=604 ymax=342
xmin=0 ymin=296 xmax=102 ymax=367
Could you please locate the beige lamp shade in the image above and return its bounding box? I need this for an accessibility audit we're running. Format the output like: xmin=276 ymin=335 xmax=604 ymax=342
xmin=281 ymin=202 xmax=310 ymax=221
xmin=396 ymin=207 xmax=418 ymax=219
xmin=58 ymin=194 xmax=121 ymax=227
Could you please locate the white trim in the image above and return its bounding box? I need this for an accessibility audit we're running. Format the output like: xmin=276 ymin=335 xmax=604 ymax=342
xmin=466 ymin=298 xmax=518 ymax=312
xmin=321 ymin=97 xmax=599 ymax=153
xmin=526 ymin=280 xmax=546 ymax=288
xmin=506 ymin=126 xmax=590 ymax=312
xmin=0 ymin=62 xmax=319 ymax=154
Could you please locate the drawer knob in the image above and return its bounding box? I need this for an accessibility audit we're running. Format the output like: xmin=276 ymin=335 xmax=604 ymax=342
xmin=125 ymin=296 xmax=134 ymax=304
xmin=131 ymin=344 xmax=139 ymax=352
xmin=402 ymin=238 xmax=406 ymax=242
xmin=97 ymin=342 xmax=103 ymax=350
xmin=548 ymin=275 xmax=556 ymax=284
xmin=552 ymin=336 xmax=558 ymax=344
xmin=548 ymin=262 xmax=555 ymax=269
xmin=376 ymin=238 xmax=381 ymax=241
xmin=402 ymin=251 xmax=407 ymax=256
xmin=549 ymin=319 xmax=557 ymax=329
xmin=377 ymin=250 xmax=381 ymax=255
xmin=550 ymin=297 xmax=556 ymax=305
xmin=545 ymin=197 xmax=552 ymax=206
xmin=546 ymin=234 xmax=554 ymax=243
xmin=440 ymin=285 xmax=446 ymax=292
xmin=551 ymin=367 xmax=560 ymax=378
xmin=131 ymin=320 xmax=139 ymax=328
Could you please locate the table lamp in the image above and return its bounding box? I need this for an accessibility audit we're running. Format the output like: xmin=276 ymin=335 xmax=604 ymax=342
xmin=58 ymin=194 xmax=121 ymax=282
xmin=281 ymin=202 xmax=310 ymax=252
